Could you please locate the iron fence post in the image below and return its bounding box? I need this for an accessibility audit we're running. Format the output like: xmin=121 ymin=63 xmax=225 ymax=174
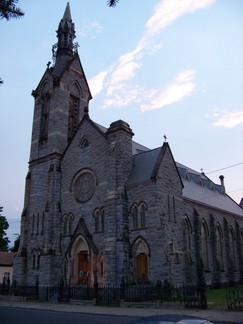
xmin=35 ymin=276 xmax=39 ymax=300
xmin=94 ymin=276 xmax=98 ymax=304
xmin=120 ymin=277 xmax=125 ymax=301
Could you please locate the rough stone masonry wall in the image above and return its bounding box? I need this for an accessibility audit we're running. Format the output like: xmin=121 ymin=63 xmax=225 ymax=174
xmin=126 ymin=147 xmax=186 ymax=286
xmin=183 ymin=199 xmax=243 ymax=286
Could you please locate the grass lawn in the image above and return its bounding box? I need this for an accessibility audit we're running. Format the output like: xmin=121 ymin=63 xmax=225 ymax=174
xmin=207 ymin=288 xmax=227 ymax=309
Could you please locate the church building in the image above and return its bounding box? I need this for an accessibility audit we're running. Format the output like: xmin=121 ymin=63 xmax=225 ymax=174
xmin=13 ymin=3 xmax=243 ymax=288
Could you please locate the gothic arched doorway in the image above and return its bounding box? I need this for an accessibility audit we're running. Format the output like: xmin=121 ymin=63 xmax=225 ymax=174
xmin=131 ymin=236 xmax=150 ymax=284
xmin=136 ymin=252 xmax=148 ymax=283
xmin=78 ymin=250 xmax=90 ymax=284
xmin=70 ymin=235 xmax=91 ymax=284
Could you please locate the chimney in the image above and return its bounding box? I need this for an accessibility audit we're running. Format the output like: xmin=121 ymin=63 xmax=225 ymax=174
xmin=219 ymin=175 xmax=225 ymax=193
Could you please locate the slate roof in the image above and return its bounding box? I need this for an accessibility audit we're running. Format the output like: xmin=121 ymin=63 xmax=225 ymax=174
xmin=95 ymin=121 xmax=243 ymax=217
xmin=0 ymin=252 xmax=16 ymax=266
xmin=176 ymin=162 xmax=243 ymax=217
xmin=126 ymin=145 xmax=243 ymax=217
xmin=127 ymin=147 xmax=161 ymax=185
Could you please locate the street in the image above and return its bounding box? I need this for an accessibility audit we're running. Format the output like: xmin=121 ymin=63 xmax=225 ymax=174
xmin=0 ymin=307 xmax=138 ymax=324
xmin=1 ymin=306 xmax=228 ymax=324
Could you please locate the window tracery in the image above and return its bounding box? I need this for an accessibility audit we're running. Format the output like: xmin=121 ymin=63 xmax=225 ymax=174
xmin=200 ymin=220 xmax=209 ymax=270
xmin=131 ymin=202 xmax=147 ymax=230
xmin=94 ymin=208 xmax=105 ymax=233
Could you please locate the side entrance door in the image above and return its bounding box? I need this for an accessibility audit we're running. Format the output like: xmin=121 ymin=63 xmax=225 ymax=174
xmin=136 ymin=253 xmax=148 ymax=284
xmin=78 ymin=250 xmax=90 ymax=284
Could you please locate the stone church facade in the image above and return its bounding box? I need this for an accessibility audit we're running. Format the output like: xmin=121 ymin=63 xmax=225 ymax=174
xmin=13 ymin=4 xmax=243 ymax=288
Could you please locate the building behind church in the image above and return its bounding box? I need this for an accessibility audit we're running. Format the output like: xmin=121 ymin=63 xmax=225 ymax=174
xmin=13 ymin=4 xmax=243 ymax=289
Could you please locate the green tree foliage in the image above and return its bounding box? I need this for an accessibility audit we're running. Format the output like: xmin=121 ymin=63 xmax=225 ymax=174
xmin=10 ymin=234 xmax=20 ymax=252
xmin=0 ymin=207 xmax=10 ymax=251
xmin=107 ymin=0 xmax=119 ymax=7
xmin=0 ymin=0 xmax=24 ymax=20
xmin=0 ymin=1 xmax=24 ymax=85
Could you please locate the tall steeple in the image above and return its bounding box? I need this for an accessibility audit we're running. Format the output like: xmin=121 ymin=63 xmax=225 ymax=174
xmin=29 ymin=2 xmax=92 ymax=162
xmin=52 ymin=2 xmax=78 ymax=75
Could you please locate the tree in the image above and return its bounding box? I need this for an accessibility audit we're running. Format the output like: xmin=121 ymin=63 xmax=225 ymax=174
xmin=0 ymin=207 xmax=10 ymax=251
xmin=107 ymin=0 xmax=119 ymax=7
xmin=0 ymin=0 xmax=24 ymax=20
xmin=0 ymin=1 xmax=24 ymax=85
xmin=10 ymin=234 xmax=20 ymax=252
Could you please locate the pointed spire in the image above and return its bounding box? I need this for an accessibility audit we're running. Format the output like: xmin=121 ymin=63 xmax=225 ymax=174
xmin=52 ymin=2 xmax=78 ymax=61
xmin=63 ymin=2 xmax=71 ymax=20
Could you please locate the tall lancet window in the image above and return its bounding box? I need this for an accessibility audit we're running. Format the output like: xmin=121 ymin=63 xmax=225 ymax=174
xmin=68 ymin=83 xmax=81 ymax=142
xmin=68 ymin=94 xmax=79 ymax=142
xmin=216 ymin=223 xmax=224 ymax=270
xmin=39 ymin=83 xmax=50 ymax=144
xmin=229 ymin=227 xmax=236 ymax=270
xmin=200 ymin=220 xmax=209 ymax=270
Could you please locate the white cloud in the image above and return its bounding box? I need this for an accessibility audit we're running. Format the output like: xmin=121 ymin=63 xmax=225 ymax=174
xmin=78 ymin=20 xmax=103 ymax=38
xmin=145 ymin=0 xmax=215 ymax=37
xmin=141 ymin=70 xmax=196 ymax=112
xmin=103 ymin=85 xmax=143 ymax=108
xmin=109 ymin=61 xmax=140 ymax=88
xmin=212 ymin=111 xmax=243 ymax=128
xmin=89 ymin=71 xmax=108 ymax=96
xmin=90 ymin=0 xmax=215 ymax=108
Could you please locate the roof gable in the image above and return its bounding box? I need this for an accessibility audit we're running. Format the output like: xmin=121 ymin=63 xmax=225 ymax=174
xmin=177 ymin=162 xmax=243 ymax=216
xmin=0 ymin=252 xmax=16 ymax=266
xmin=62 ymin=115 xmax=106 ymax=159
xmin=127 ymin=142 xmax=183 ymax=188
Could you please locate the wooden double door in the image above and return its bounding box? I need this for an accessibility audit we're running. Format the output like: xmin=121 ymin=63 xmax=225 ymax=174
xmin=136 ymin=253 xmax=148 ymax=284
xmin=78 ymin=250 xmax=90 ymax=284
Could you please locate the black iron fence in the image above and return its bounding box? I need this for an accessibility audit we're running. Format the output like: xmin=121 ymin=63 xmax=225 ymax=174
xmin=0 ymin=284 xmax=39 ymax=300
xmin=54 ymin=278 xmax=207 ymax=308
xmin=225 ymin=283 xmax=243 ymax=310
xmin=0 ymin=281 xmax=207 ymax=309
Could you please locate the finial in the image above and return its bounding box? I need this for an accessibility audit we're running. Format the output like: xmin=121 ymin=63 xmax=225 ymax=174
xmin=63 ymin=2 xmax=71 ymax=20
xmin=163 ymin=134 xmax=167 ymax=142
xmin=47 ymin=61 xmax=51 ymax=68
xmin=200 ymin=168 xmax=204 ymax=173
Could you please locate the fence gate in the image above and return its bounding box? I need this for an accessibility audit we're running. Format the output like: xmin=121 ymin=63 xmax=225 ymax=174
xmin=226 ymin=284 xmax=243 ymax=310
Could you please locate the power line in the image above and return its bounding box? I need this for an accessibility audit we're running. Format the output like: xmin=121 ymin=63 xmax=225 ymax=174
xmin=207 ymin=163 xmax=243 ymax=174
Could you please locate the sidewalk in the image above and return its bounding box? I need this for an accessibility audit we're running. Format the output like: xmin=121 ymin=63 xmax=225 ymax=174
xmin=0 ymin=299 xmax=242 ymax=324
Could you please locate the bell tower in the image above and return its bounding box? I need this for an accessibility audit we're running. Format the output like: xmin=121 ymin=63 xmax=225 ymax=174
xmin=14 ymin=3 xmax=92 ymax=286
xmin=30 ymin=2 xmax=92 ymax=161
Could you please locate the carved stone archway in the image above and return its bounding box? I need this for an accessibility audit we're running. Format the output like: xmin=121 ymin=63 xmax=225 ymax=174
xmin=131 ymin=236 xmax=150 ymax=284
xmin=70 ymin=235 xmax=91 ymax=284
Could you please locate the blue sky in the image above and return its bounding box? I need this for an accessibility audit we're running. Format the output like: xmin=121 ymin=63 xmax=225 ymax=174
xmin=0 ymin=0 xmax=243 ymax=245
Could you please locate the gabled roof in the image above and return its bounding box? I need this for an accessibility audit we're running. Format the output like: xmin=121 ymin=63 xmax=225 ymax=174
xmin=125 ymin=143 xmax=243 ymax=217
xmin=177 ymin=162 xmax=243 ymax=217
xmin=126 ymin=143 xmax=183 ymax=187
xmin=127 ymin=147 xmax=161 ymax=185
xmin=61 ymin=115 xmax=106 ymax=159
xmin=0 ymin=252 xmax=16 ymax=266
